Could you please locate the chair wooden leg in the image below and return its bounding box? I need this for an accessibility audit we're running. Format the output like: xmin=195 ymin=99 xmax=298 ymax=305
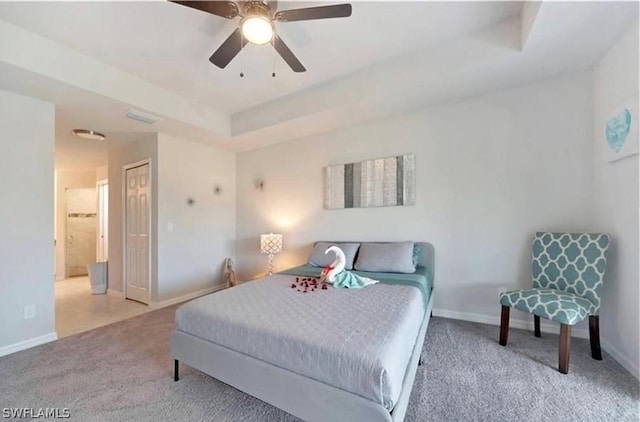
xmin=558 ymin=324 xmax=571 ymax=374
xmin=499 ymin=306 xmax=510 ymax=346
xmin=534 ymin=315 xmax=541 ymax=338
xmin=174 ymin=359 xmax=179 ymax=382
xmin=589 ymin=316 xmax=602 ymax=361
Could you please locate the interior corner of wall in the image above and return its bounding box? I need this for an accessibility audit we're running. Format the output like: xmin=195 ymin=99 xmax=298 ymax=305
xmin=519 ymin=0 xmax=543 ymax=52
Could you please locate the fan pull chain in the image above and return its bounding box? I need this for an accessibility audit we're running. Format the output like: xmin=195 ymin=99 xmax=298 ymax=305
xmin=271 ymin=34 xmax=277 ymax=78
xmin=240 ymin=33 xmax=245 ymax=78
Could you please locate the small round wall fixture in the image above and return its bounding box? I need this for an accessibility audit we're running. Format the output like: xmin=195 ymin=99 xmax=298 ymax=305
xmin=71 ymin=129 xmax=106 ymax=141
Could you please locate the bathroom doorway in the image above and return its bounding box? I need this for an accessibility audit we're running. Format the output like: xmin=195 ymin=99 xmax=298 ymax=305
xmin=97 ymin=181 xmax=109 ymax=263
xmin=65 ymin=188 xmax=97 ymax=277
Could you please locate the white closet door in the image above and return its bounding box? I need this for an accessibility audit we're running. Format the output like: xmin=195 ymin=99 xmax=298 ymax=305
xmin=125 ymin=164 xmax=150 ymax=304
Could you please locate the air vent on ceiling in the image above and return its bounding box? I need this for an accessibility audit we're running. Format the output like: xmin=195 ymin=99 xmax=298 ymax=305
xmin=124 ymin=109 xmax=163 ymax=125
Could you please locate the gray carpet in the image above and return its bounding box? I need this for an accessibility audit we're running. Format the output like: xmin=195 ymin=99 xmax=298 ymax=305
xmin=0 ymin=306 xmax=637 ymax=421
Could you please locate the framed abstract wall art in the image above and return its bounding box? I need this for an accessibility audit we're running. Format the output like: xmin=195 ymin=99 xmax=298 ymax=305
xmin=604 ymin=97 xmax=638 ymax=163
xmin=324 ymin=154 xmax=415 ymax=209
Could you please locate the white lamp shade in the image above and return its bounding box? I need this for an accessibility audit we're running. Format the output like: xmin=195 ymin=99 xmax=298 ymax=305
xmin=260 ymin=233 xmax=283 ymax=254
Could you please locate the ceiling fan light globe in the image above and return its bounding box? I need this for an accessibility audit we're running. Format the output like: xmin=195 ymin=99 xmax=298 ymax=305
xmin=241 ymin=15 xmax=274 ymax=45
xmin=71 ymin=129 xmax=105 ymax=141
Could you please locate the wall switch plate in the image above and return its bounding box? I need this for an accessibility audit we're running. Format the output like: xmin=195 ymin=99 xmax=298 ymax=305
xmin=24 ymin=305 xmax=35 ymax=319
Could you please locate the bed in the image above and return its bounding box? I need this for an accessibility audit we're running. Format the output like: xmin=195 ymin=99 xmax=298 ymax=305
xmin=171 ymin=241 xmax=435 ymax=422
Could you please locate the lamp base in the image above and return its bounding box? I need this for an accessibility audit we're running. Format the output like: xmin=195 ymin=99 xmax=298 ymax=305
xmin=268 ymin=254 xmax=275 ymax=276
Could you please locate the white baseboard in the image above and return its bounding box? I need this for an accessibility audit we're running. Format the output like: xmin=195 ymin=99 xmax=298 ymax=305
xmin=432 ymin=308 xmax=590 ymax=339
xmin=601 ymin=337 xmax=640 ymax=380
xmin=0 ymin=332 xmax=58 ymax=358
xmin=107 ymin=289 xmax=124 ymax=298
xmin=149 ymin=284 xmax=228 ymax=309
xmin=432 ymin=308 xmax=640 ymax=379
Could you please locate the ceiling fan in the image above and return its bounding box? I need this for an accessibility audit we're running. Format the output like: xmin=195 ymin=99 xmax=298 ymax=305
xmin=172 ymin=1 xmax=352 ymax=73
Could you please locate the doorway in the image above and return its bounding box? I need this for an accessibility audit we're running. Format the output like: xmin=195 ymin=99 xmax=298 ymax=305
xmin=54 ymin=168 xmax=150 ymax=339
xmin=65 ymin=188 xmax=97 ymax=277
xmin=97 ymin=181 xmax=108 ymax=262
xmin=124 ymin=162 xmax=151 ymax=304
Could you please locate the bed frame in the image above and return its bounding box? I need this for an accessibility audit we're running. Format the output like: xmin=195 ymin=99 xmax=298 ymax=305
xmin=171 ymin=241 xmax=435 ymax=422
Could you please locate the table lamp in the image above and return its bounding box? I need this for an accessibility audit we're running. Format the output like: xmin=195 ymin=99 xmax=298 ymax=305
xmin=260 ymin=233 xmax=283 ymax=276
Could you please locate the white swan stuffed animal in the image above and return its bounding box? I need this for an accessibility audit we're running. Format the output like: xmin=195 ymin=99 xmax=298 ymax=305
xmin=320 ymin=246 xmax=379 ymax=288
xmin=320 ymin=246 xmax=346 ymax=283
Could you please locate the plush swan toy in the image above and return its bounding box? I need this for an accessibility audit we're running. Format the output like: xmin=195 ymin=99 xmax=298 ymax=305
xmin=320 ymin=246 xmax=346 ymax=283
xmin=320 ymin=246 xmax=379 ymax=288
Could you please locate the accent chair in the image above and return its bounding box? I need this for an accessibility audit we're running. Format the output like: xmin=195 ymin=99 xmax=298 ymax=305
xmin=498 ymin=232 xmax=611 ymax=374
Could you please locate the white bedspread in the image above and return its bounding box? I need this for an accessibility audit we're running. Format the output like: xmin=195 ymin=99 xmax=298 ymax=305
xmin=175 ymin=274 xmax=425 ymax=409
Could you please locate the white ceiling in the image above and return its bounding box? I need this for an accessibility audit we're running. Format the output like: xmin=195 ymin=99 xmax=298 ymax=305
xmin=0 ymin=1 xmax=521 ymax=113
xmin=0 ymin=1 xmax=637 ymax=170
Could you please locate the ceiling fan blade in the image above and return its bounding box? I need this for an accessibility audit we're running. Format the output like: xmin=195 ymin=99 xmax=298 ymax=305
xmin=272 ymin=34 xmax=306 ymax=72
xmin=209 ymin=28 xmax=244 ymax=69
xmin=171 ymin=1 xmax=239 ymax=19
xmin=275 ymin=4 xmax=351 ymax=22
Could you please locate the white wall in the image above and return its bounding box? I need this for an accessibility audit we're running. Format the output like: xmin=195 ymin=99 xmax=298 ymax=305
xmin=107 ymin=133 xmax=236 ymax=304
xmin=54 ymin=169 xmax=97 ymax=280
xmin=107 ymin=135 xmax=158 ymax=294
xmin=592 ymin=23 xmax=639 ymax=379
xmin=0 ymin=89 xmax=56 ymax=353
xmin=156 ymin=134 xmax=236 ymax=302
xmin=236 ymin=72 xmax=595 ymax=329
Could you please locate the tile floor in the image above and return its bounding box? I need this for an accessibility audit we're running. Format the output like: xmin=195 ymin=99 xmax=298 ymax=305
xmin=55 ymin=277 xmax=150 ymax=338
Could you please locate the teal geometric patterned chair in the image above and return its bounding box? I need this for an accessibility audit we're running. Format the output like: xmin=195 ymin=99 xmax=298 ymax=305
xmin=499 ymin=232 xmax=610 ymax=374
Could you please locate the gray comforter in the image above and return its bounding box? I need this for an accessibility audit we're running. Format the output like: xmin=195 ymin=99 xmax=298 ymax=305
xmin=175 ymin=273 xmax=426 ymax=409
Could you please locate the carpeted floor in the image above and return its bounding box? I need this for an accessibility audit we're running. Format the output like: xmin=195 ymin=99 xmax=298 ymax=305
xmin=1 ymin=306 xmax=637 ymax=421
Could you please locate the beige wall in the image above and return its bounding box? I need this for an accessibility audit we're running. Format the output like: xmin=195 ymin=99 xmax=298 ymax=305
xmin=0 ymin=89 xmax=56 ymax=352
xmin=54 ymin=169 xmax=96 ymax=280
xmin=96 ymin=165 xmax=108 ymax=182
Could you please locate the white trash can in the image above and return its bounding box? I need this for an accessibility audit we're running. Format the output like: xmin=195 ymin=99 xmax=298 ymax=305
xmin=88 ymin=262 xmax=108 ymax=294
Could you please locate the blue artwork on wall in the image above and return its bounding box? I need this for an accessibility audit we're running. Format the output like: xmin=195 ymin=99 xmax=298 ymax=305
xmin=604 ymin=97 xmax=638 ymax=163
xmin=605 ymin=108 xmax=631 ymax=153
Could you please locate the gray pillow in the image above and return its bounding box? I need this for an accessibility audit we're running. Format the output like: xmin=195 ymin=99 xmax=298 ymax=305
xmin=308 ymin=242 xmax=361 ymax=270
xmin=354 ymin=241 xmax=416 ymax=273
